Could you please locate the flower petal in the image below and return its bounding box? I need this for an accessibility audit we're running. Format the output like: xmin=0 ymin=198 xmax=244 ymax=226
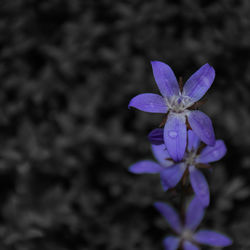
xmin=148 ymin=128 xmax=164 ymax=145
xmin=194 ymin=230 xmax=232 ymax=247
xmin=151 ymin=61 xmax=180 ymax=97
xmin=129 ymin=160 xmax=163 ymax=174
xmin=163 ymin=236 xmax=180 ymax=250
xmin=187 ymin=130 xmax=200 ymax=151
xmin=160 ymin=163 xmax=186 ymax=190
xmin=185 ymin=196 xmax=204 ymax=231
xmin=189 ymin=166 xmax=210 ymax=207
xmin=188 ymin=111 xmax=215 ymax=146
xmin=154 ymin=202 xmax=182 ymax=233
xmin=128 ymin=93 xmax=168 ymax=113
xmin=161 ymin=178 xmax=169 ymax=192
xmin=164 ymin=114 xmax=187 ymax=162
xmin=183 ymin=241 xmax=200 ymax=250
xmin=197 ymin=140 xmax=227 ymax=163
xmin=183 ymin=63 xmax=215 ymax=102
xmin=152 ymin=144 xmax=172 ymax=167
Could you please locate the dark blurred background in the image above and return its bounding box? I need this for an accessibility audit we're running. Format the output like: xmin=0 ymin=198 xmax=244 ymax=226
xmin=0 ymin=0 xmax=250 ymax=249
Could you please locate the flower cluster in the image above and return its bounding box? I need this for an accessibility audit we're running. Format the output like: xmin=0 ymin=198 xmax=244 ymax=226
xmin=128 ymin=61 xmax=232 ymax=250
xmin=130 ymin=129 xmax=226 ymax=207
xmin=155 ymin=197 xmax=232 ymax=250
xmin=129 ymin=61 xmax=216 ymax=161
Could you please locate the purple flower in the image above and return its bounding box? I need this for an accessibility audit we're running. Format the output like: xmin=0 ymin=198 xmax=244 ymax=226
xmin=129 ymin=130 xmax=226 ymax=206
xmin=148 ymin=128 xmax=164 ymax=145
xmin=155 ymin=197 xmax=232 ymax=250
xmin=129 ymin=61 xmax=216 ymax=161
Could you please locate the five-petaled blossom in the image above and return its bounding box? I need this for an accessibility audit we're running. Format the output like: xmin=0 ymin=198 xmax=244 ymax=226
xmin=129 ymin=61 xmax=216 ymax=162
xmin=129 ymin=130 xmax=226 ymax=206
xmin=155 ymin=197 xmax=232 ymax=250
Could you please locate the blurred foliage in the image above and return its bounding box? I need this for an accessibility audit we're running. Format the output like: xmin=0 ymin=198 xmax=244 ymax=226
xmin=0 ymin=0 xmax=250 ymax=249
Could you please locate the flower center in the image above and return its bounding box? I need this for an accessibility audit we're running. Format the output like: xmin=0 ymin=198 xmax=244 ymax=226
xmin=181 ymin=229 xmax=193 ymax=241
xmin=184 ymin=150 xmax=197 ymax=166
xmin=165 ymin=95 xmax=193 ymax=113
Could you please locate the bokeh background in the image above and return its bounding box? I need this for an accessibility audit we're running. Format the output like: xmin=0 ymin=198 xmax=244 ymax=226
xmin=0 ymin=0 xmax=250 ymax=249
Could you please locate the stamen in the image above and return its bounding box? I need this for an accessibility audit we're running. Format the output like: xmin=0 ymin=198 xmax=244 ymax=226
xmin=165 ymin=95 xmax=194 ymax=114
xmin=184 ymin=150 xmax=197 ymax=166
xmin=181 ymin=229 xmax=193 ymax=241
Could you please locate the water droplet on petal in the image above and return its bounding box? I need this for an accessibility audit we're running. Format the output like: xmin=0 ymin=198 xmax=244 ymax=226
xmin=168 ymin=130 xmax=178 ymax=138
